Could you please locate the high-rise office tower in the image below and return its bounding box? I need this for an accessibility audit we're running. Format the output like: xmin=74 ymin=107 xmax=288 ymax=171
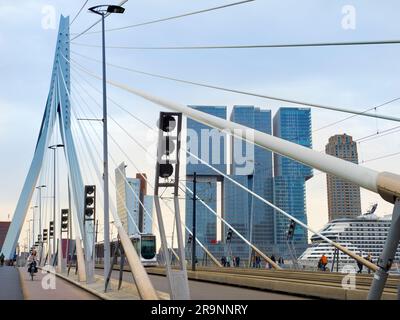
xmin=273 ymin=107 xmax=313 ymax=257
xmin=143 ymin=195 xmax=154 ymax=234
xmin=185 ymin=106 xmax=227 ymax=249
xmin=115 ymin=163 xmax=153 ymax=235
xmin=325 ymin=134 xmax=361 ymax=221
xmin=225 ymin=106 xmax=274 ymax=259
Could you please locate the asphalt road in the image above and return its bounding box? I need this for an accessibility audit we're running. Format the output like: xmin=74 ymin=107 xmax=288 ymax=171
xmin=0 ymin=266 xmax=24 ymax=300
xmin=96 ymin=269 xmax=306 ymax=300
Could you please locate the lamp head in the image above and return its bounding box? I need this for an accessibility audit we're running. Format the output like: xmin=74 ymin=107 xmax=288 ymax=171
xmin=107 ymin=5 xmax=125 ymax=14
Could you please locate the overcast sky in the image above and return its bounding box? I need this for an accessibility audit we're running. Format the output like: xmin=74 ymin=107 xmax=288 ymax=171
xmin=1 ymin=1 xmax=400 ymax=249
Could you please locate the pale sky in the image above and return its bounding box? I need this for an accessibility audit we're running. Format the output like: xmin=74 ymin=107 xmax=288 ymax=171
xmin=1 ymin=1 xmax=400 ymax=250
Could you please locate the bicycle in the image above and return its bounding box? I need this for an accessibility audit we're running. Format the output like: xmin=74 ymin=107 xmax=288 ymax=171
xmin=28 ymin=261 xmax=37 ymax=281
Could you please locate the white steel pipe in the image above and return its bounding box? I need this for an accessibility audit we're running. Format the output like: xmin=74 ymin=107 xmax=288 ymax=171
xmin=102 ymin=78 xmax=400 ymax=203
xmin=72 ymin=61 xmax=400 ymax=202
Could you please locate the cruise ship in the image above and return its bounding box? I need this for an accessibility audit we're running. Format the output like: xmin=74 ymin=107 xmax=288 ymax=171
xmin=299 ymin=205 xmax=400 ymax=272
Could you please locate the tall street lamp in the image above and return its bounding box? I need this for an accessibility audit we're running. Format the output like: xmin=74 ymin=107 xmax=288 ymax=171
xmin=88 ymin=4 xmax=125 ymax=282
xmin=35 ymin=185 xmax=46 ymax=244
xmin=30 ymin=206 xmax=38 ymax=249
xmin=48 ymin=144 xmax=64 ymax=258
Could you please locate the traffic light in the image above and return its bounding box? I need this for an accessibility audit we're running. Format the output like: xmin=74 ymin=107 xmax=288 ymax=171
xmin=187 ymin=235 xmax=193 ymax=244
xmin=43 ymin=229 xmax=48 ymax=241
xmin=38 ymin=234 xmax=42 ymax=242
xmin=287 ymin=220 xmax=296 ymax=241
xmin=61 ymin=209 xmax=69 ymax=230
xmin=84 ymin=185 xmax=96 ymax=219
xmin=49 ymin=221 xmax=54 ymax=237
xmin=226 ymin=229 xmax=233 ymax=242
xmin=158 ymin=113 xmax=177 ymax=178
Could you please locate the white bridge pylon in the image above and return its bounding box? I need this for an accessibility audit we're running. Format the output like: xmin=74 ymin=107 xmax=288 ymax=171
xmin=1 ymin=16 xmax=158 ymax=300
xmin=0 ymin=16 xmax=94 ymax=263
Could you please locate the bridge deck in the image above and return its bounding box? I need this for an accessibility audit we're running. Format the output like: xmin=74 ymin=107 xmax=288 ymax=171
xmin=94 ymin=268 xmax=305 ymax=300
xmin=17 ymin=267 xmax=99 ymax=300
xmin=0 ymin=266 xmax=24 ymax=300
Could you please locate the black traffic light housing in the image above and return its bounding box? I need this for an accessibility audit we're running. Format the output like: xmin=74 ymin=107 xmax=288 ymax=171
xmin=187 ymin=235 xmax=193 ymax=244
xmin=49 ymin=221 xmax=54 ymax=238
xmin=43 ymin=229 xmax=48 ymax=241
xmin=61 ymin=209 xmax=69 ymax=231
xmin=157 ymin=113 xmax=179 ymax=179
xmin=287 ymin=220 xmax=296 ymax=241
xmin=84 ymin=185 xmax=96 ymax=222
xmin=226 ymin=229 xmax=233 ymax=242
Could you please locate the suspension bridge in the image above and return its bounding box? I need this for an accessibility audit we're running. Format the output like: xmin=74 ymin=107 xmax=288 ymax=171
xmin=1 ymin=1 xmax=400 ymax=301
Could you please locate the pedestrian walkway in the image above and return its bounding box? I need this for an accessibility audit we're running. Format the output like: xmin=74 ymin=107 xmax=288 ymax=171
xmin=61 ymin=268 xmax=169 ymax=300
xmin=18 ymin=267 xmax=99 ymax=300
xmin=0 ymin=266 xmax=24 ymax=300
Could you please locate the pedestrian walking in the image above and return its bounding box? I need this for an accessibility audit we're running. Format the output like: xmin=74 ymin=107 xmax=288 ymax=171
xmin=235 ymin=256 xmax=240 ymax=267
xmin=221 ymin=256 xmax=226 ymax=267
xmin=319 ymin=254 xmax=328 ymax=271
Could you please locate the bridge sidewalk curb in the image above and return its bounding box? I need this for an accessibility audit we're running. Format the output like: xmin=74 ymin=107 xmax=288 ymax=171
xmin=17 ymin=268 xmax=29 ymax=300
xmin=39 ymin=267 xmax=109 ymax=300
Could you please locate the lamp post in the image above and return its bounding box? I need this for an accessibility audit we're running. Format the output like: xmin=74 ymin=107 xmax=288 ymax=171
xmin=88 ymin=4 xmax=125 ymax=282
xmin=30 ymin=206 xmax=38 ymax=249
xmin=48 ymin=144 xmax=64 ymax=258
xmin=35 ymin=185 xmax=46 ymax=245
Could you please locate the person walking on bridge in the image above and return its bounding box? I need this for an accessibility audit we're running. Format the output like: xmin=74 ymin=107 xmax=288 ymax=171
xmin=0 ymin=253 xmax=4 ymax=267
xmin=319 ymin=254 xmax=328 ymax=271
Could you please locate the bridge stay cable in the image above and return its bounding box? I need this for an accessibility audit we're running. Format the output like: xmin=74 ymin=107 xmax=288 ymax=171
xmin=69 ymin=67 xmax=274 ymax=268
xmin=70 ymin=82 xmax=142 ymax=237
xmin=69 ymin=65 xmax=381 ymax=271
xmin=69 ymin=72 xmax=221 ymax=267
xmin=58 ymin=65 xmax=159 ymax=300
xmin=70 ymin=0 xmax=90 ymax=26
xmin=68 ymin=52 xmax=400 ymax=123
xmin=70 ymin=0 xmax=128 ymax=41
xmin=73 ymin=0 xmax=256 ymax=36
xmin=71 ymin=39 xmax=400 ymax=50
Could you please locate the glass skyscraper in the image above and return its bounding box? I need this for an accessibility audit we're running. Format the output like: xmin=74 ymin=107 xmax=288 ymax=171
xmin=185 ymin=106 xmax=227 ymax=252
xmin=225 ymin=106 xmax=274 ymax=260
xmin=273 ymin=107 xmax=312 ymax=257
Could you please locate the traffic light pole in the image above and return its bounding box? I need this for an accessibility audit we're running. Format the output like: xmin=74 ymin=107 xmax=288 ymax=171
xmin=52 ymin=148 xmax=56 ymax=259
xmin=154 ymin=112 xmax=190 ymax=300
xmin=192 ymin=172 xmax=196 ymax=272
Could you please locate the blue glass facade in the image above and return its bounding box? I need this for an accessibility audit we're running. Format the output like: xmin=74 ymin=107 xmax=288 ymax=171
xmin=273 ymin=107 xmax=312 ymax=257
xmin=224 ymin=106 xmax=274 ymax=259
xmin=186 ymin=106 xmax=227 ymax=176
xmin=185 ymin=106 xmax=227 ymax=252
xmin=185 ymin=178 xmax=218 ymax=246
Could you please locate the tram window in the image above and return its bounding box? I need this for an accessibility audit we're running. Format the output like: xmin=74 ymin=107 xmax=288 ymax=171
xmin=141 ymin=237 xmax=156 ymax=260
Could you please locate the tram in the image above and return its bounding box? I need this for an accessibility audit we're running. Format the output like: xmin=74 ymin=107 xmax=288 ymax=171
xmin=95 ymin=233 xmax=157 ymax=267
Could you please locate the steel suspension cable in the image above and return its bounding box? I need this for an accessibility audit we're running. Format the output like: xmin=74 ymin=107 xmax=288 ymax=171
xmin=68 ymin=52 xmax=400 ymax=123
xmin=70 ymin=0 xmax=90 ymax=26
xmin=71 ymin=77 xmax=215 ymax=264
xmin=77 ymin=0 xmax=255 ymax=36
xmin=70 ymin=65 xmax=379 ymax=270
xmin=72 ymin=39 xmax=400 ymax=50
